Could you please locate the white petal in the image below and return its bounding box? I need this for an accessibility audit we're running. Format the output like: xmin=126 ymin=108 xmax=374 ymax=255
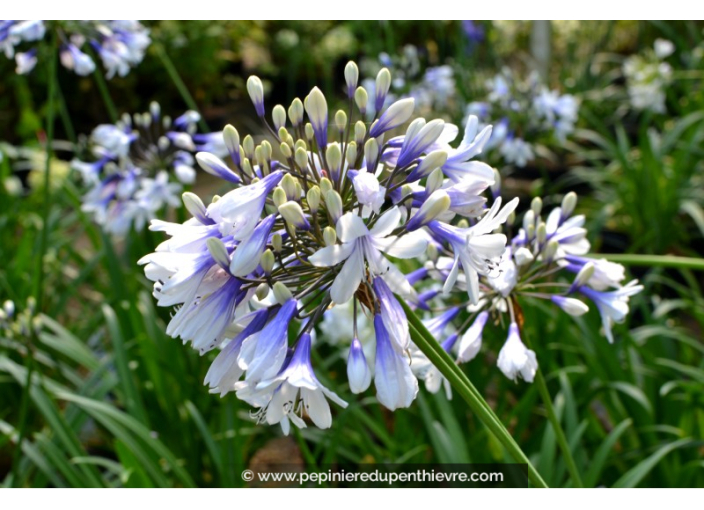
xmin=330 ymin=246 xmax=364 ymax=304
xmin=370 ymin=207 xmax=401 ymax=238
xmin=336 ymin=213 xmax=369 ymax=243
xmin=372 ymin=232 xmax=428 ymax=258
xmin=309 ymin=243 xmax=355 ymax=267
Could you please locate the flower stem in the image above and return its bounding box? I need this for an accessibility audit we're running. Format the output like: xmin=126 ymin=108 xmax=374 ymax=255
xmin=155 ymin=43 xmax=209 ymax=133
xmin=400 ymin=300 xmax=549 ymax=488
xmin=589 ymin=253 xmax=704 ymax=270
xmin=530 ymin=357 xmax=585 ymax=487
xmin=12 ymin=35 xmax=59 ymax=487
xmin=91 ymin=65 xmax=118 ymax=123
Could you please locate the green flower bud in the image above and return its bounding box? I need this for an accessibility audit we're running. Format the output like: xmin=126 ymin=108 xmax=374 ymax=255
xmin=243 ymin=135 xmax=255 ymax=160
xmin=272 ymin=233 xmax=283 ymax=252
xmin=294 ymin=147 xmax=309 ymax=170
xmin=334 ymin=110 xmax=347 ymax=132
xmin=281 ymin=173 xmax=298 ymax=200
xmin=354 ymin=121 xmax=366 ymax=145
xmin=304 ymin=123 xmax=314 ymax=141
xmin=273 ymin=187 xmax=287 ymax=208
xmin=307 ymin=186 xmax=321 ymax=212
xmin=256 ymin=282 xmax=270 ymax=300
xmin=260 ymin=250 xmax=275 ymax=275
xmin=354 ymin=86 xmax=368 ymax=113
xmin=272 ymin=104 xmax=286 ymax=131
xmin=320 ymin=177 xmax=333 ymax=195
xmin=273 ymin=282 xmax=293 ymax=304
xmin=323 ymin=226 xmax=337 ymax=246
xmin=288 ymin=98 xmax=304 ymax=126
xmin=562 ymin=191 xmax=577 ymax=218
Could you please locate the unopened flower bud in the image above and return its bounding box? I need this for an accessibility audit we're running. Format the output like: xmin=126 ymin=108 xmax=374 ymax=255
xmin=407 ymin=190 xmax=451 ymax=231
xmin=562 ymin=192 xmax=577 ymax=218
xmin=272 ymin=104 xmax=286 ymax=131
xmin=242 ymin=158 xmax=253 ymax=177
xmin=279 ymin=201 xmax=310 ymax=230
xmin=206 ymin=237 xmax=231 ymax=271
xmin=304 ymin=123 xmax=314 ymax=141
xmin=346 ymin=142 xmax=358 ymax=168
xmin=325 ymin=190 xmax=343 ymax=224
xmin=182 ymin=192 xmax=208 ymax=222
xmin=364 ymin=138 xmax=379 ymax=170
xmin=352 ymin=125 xmax=366 ymax=150
xmin=246 ymin=76 xmax=265 ymax=116
xmin=243 ymin=135 xmax=255 ymax=160
xmin=552 ymin=296 xmax=589 ymax=316
xmin=426 ymin=168 xmax=444 ymax=194
xmin=272 ymin=233 xmax=283 ymax=252
xmin=413 ymin=150 xmax=448 ymax=180
xmin=294 ymin=139 xmax=307 ymax=152
xmin=273 ymin=187 xmax=287 ymax=208
xmin=281 ymin=174 xmax=298 ymax=200
xmin=254 ymin=145 xmax=265 ymax=167
xmin=320 ymin=177 xmax=333 ymax=195
xmin=457 ymin=219 xmax=469 ymax=229
xmin=573 ymin=262 xmax=595 ymax=290
xmin=223 ymin=124 xmax=241 ymax=164
xmin=260 ymin=249 xmax=275 ymax=275
xmin=347 ymin=337 xmax=371 ymax=393
xmin=294 ymin=147 xmax=308 ymax=170
xmin=326 ymin=142 xmax=342 ymax=181
xmin=354 ymin=86 xmax=368 ymax=114
xmin=344 ymin=61 xmax=359 ymax=98
xmin=544 ymin=240 xmax=559 ymax=262
xmin=273 ymin=282 xmax=293 ymax=304
xmin=307 ymin=186 xmax=321 ymax=212
xmin=280 ymin=142 xmax=292 ymax=159
xmin=523 ymin=210 xmax=535 ymax=233
xmin=531 ymin=196 xmax=543 ymax=217
xmin=375 ymin=68 xmax=391 ymax=111
xmin=256 ymin=282 xmax=270 ymax=300
xmin=369 ymin=97 xmax=415 ymax=137
xmin=323 ymin=226 xmax=337 ymax=246
xmin=305 ymin=87 xmax=328 ymax=148
xmin=514 ymin=247 xmax=535 ymax=266
xmin=288 ymin=98 xmax=304 ymax=127
xmin=426 ymin=243 xmax=439 ymax=261
xmin=536 ymin=222 xmax=547 ymax=245
xmin=334 ymin=110 xmax=347 ymax=132
xmin=491 ymin=168 xmax=501 ymax=198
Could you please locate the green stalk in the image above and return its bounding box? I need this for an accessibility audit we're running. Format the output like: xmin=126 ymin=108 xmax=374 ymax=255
xmin=92 ymin=66 xmax=119 ymax=123
xmin=155 ymin=44 xmax=209 ymax=133
xmin=533 ymin=367 xmax=584 ymax=487
xmin=400 ymin=300 xmax=548 ymax=488
xmin=12 ymin=36 xmax=59 ymax=487
xmin=520 ymin=326 xmax=584 ymax=488
xmin=589 ymin=253 xmax=704 ymax=270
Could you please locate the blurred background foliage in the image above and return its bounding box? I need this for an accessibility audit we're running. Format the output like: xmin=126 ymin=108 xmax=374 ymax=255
xmin=1 ymin=20 xmax=703 ymax=488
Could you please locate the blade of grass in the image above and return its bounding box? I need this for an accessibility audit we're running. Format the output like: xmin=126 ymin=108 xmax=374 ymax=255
xmin=400 ymin=300 xmax=548 ymax=488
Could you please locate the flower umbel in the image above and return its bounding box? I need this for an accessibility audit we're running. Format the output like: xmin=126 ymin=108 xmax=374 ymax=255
xmin=140 ymin=63 xmax=642 ymax=434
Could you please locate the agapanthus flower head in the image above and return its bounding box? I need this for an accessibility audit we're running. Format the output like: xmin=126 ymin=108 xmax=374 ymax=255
xmin=465 ymin=68 xmax=579 ymax=168
xmin=74 ymin=103 xmax=222 ymax=235
xmin=140 ymin=62 xmax=640 ymax=434
xmin=1 ymin=20 xmax=150 ymax=78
